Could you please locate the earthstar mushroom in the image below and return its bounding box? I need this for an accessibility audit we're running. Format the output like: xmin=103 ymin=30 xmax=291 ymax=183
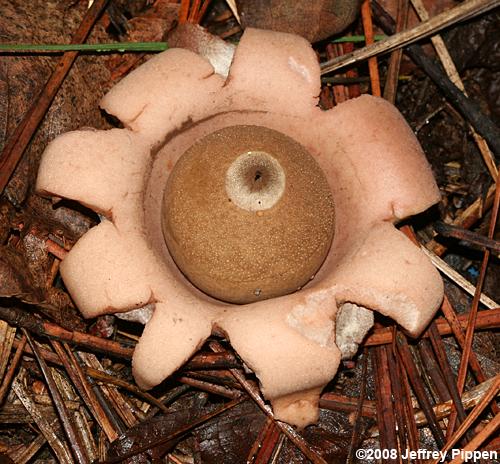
xmin=37 ymin=28 xmax=443 ymax=429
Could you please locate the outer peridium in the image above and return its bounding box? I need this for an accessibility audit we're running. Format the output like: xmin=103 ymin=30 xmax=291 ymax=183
xmin=36 ymin=28 xmax=443 ymax=428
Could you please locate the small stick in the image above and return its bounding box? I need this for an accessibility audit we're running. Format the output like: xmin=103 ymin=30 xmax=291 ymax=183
xmin=0 ymin=334 xmax=26 ymax=405
xmin=78 ymin=352 xmax=137 ymax=428
xmin=144 ymin=385 xmax=191 ymax=420
xmin=82 ymin=364 xmax=127 ymax=436
xmin=414 ymin=104 xmax=446 ymax=133
xmin=45 ymin=239 xmax=68 ymax=260
xmin=383 ymin=0 xmax=409 ymax=102
xmin=429 ymin=375 xmax=500 ymax=464
xmin=9 ymin=430 xmax=48 ymax=464
xmin=0 ymin=305 xmax=134 ymax=359
xmin=247 ymin=417 xmax=274 ymax=463
xmin=361 ymin=0 xmax=382 ymax=96
xmin=99 ymin=397 xmax=246 ymax=463
xmin=23 ymin=329 xmax=89 ymax=464
xmin=322 ymin=76 xmax=371 ymax=85
xmin=184 ymin=351 xmax=239 ymax=370
xmin=440 ymin=297 xmax=490 ymax=385
xmin=448 ymin=412 xmax=500 ymax=464
xmin=0 ymin=323 xmax=16 ymax=383
xmin=224 ymin=0 xmax=241 ymax=23
xmin=326 ymin=44 xmax=349 ymax=105
xmin=196 ymin=0 xmax=214 ymax=23
xmin=363 ymin=306 xmax=500 ymax=346
xmin=427 ymin=323 xmax=468 ymax=423
xmin=52 ymin=368 xmax=98 ymax=461
xmin=176 ymin=375 xmax=242 ymax=399
xmin=51 ymin=340 xmax=120 ymax=442
xmin=418 ymin=340 xmax=451 ymax=404
xmin=13 ymin=338 xmax=63 ymax=364
xmin=434 ymin=221 xmax=500 ymax=253
xmin=418 ymin=336 xmax=473 ymax=443
xmin=187 ymin=0 xmax=202 ymax=22
xmin=321 ymin=0 xmax=500 ymax=74
xmin=400 ymin=216 xmax=496 ymax=308
xmin=388 ymin=333 xmax=408 ymax=453
xmin=449 ymin=177 xmax=500 ymax=420
xmin=346 ymin=352 xmax=369 ymax=464
xmin=209 ymin=341 xmax=328 ymax=464
xmin=449 ymin=174 xmax=500 ymax=433
xmin=249 ymin=418 xmax=281 ymax=464
xmin=371 ymin=0 xmax=500 ymax=156
xmin=320 ymin=392 xmax=376 ymax=418
xmin=0 ymin=0 xmax=109 ymax=193
xmin=395 ymin=332 xmax=446 ymax=448
xmin=415 ymin=375 xmax=499 ymax=427
xmin=410 ymin=0 xmax=498 ymax=180
xmin=369 ymin=374 xmax=499 ymax=435
xmin=182 ymin=369 xmax=242 ymax=389
xmin=398 ymin=353 xmax=421 ymax=463
xmin=427 ymin=183 xmax=497 ymax=256
xmin=420 ymin=246 xmax=499 ymax=309
xmin=84 ymin=366 xmax=182 ymax=413
xmin=179 ymin=0 xmax=190 ymax=23
xmin=371 ymin=346 xmax=398 ymax=462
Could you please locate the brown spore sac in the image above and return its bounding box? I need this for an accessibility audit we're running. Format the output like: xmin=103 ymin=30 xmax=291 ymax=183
xmin=162 ymin=125 xmax=335 ymax=304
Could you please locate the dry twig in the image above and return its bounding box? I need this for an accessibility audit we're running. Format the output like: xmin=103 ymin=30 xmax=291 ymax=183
xmin=0 ymin=0 xmax=109 ymax=193
xmin=209 ymin=341 xmax=328 ymax=464
xmin=12 ymin=369 xmax=73 ymax=462
xmin=24 ymin=329 xmax=89 ymax=464
xmin=409 ymin=0 xmax=498 ymax=180
xmin=361 ymin=0 xmax=382 ymax=96
xmin=321 ymin=0 xmax=500 ymax=75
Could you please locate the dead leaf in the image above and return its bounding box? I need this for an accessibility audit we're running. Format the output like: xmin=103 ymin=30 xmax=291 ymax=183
xmin=0 ymin=223 xmax=84 ymax=330
xmin=194 ymin=400 xmax=266 ymax=464
xmin=106 ymin=1 xmax=179 ymax=81
xmin=236 ymin=0 xmax=362 ymax=42
xmin=0 ymin=245 xmax=42 ymax=302
xmin=26 ymin=194 xmax=96 ymax=242
xmin=276 ymin=410 xmax=355 ymax=464
xmin=107 ymin=393 xmax=212 ymax=463
xmin=0 ymin=0 xmax=111 ymax=205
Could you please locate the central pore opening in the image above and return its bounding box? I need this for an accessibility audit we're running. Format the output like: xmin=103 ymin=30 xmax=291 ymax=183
xmin=225 ymin=151 xmax=286 ymax=212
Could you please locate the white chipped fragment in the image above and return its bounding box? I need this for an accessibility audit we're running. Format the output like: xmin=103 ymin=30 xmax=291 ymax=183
xmin=335 ymin=302 xmax=374 ymax=360
xmin=115 ymin=304 xmax=154 ymax=325
xmin=286 ymin=291 xmax=336 ymax=347
xmin=203 ymin=40 xmax=235 ymax=77
xmin=288 ymin=56 xmax=312 ymax=83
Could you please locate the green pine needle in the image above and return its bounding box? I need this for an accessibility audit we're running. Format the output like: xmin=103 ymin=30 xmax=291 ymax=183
xmin=0 ymin=35 xmax=386 ymax=54
xmin=331 ymin=35 xmax=386 ymax=43
xmin=0 ymin=42 xmax=169 ymax=53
